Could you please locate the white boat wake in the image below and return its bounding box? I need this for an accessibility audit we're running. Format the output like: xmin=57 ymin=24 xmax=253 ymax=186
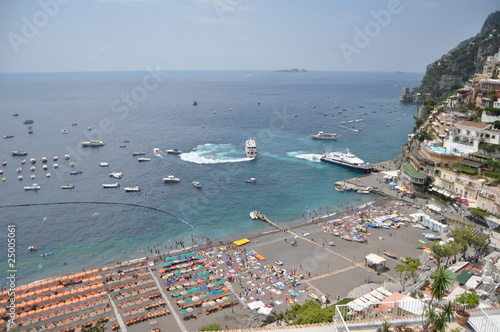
xmin=287 ymin=152 xmax=322 ymax=163
xmin=180 ymin=143 xmax=254 ymax=164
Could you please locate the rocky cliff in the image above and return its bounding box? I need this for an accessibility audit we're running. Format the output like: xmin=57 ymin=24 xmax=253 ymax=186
xmin=415 ymin=11 xmax=500 ymax=100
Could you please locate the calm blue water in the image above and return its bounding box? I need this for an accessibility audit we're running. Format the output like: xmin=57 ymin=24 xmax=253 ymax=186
xmin=0 ymin=71 xmax=422 ymax=286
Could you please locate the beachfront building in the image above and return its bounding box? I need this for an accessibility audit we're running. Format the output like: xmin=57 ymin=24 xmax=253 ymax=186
xmin=431 ymin=114 xmax=454 ymax=140
xmin=443 ymin=121 xmax=491 ymax=154
xmin=401 ymin=162 xmax=427 ymax=185
xmin=432 ymin=167 xmax=484 ymax=206
xmin=410 ymin=211 xmax=448 ymax=232
xmin=477 ymin=184 xmax=500 ymax=215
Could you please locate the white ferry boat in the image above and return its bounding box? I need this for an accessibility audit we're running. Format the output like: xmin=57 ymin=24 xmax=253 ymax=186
xmin=166 ymin=149 xmax=182 ymax=154
xmin=81 ymin=140 xmax=105 ymax=147
xmin=163 ymin=176 xmax=181 ymax=183
xmin=103 ymin=183 xmax=120 ymax=188
xmin=11 ymin=151 xmax=28 ymax=156
xmin=124 ymin=186 xmax=140 ymax=192
xmin=310 ymin=131 xmax=340 ymax=140
xmin=24 ymin=184 xmax=40 ymax=190
xmin=245 ymin=139 xmax=257 ymax=158
xmin=320 ymin=148 xmax=371 ymax=173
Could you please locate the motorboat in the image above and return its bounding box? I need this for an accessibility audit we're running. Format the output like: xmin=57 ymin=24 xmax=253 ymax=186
xmin=16 ymin=167 xmax=22 ymax=173
xmin=192 ymin=181 xmax=202 ymax=189
xmin=153 ymin=148 xmax=162 ymax=154
xmin=166 ymin=149 xmax=182 ymax=154
xmin=28 ymin=246 xmax=37 ymax=252
xmin=133 ymin=151 xmax=146 ymax=156
xmin=61 ymin=185 xmax=74 ymax=189
xmin=28 ymin=129 xmax=33 ymax=134
xmin=1 ymin=177 xmax=5 ymax=182
xmin=357 ymin=187 xmax=371 ymax=194
xmin=30 ymin=166 xmax=36 ymax=171
xmin=53 ymin=163 xmax=58 ymax=169
xmin=70 ymin=170 xmax=82 ymax=175
xmin=53 ymin=156 xmax=58 ymax=161
xmin=30 ymin=158 xmax=36 ymax=164
xmin=422 ymin=233 xmax=441 ymax=241
xmin=137 ymin=157 xmax=151 ymax=162
xmin=320 ymin=148 xmax=371 ymax=173
xmin=335 ymin=185 xmax=346 ymax=191
xmin=310 ymin=131 xmax=340 ymax=140
xmin=41 ymin=157 xmax=48 ymax=163
xmin=163 ymin=176 xmax=181 ymax=183
xmin=249 ymin=211 xmax=258 ymax=220
xmin=109 ymin=172 xmax=123 ymax=179
xmin=65 ymin=155 xmax=70 ymax=160
xmin=124 ymin=186 xmax=140 ymax=192
xmin=23 ymin=119 xmax=34 ymax=124
xmin=11 ymin=151 xmax=28 ymax=156
xmin=70 ymin=162 xmax=75 ymax=167
xmin=18 ymin=175 xmax=23 ymax=180
xmin=4 ymin=134 xmax=14 ymax=139
xmin=81 ymin=140 xmax=105 ymax=147
xmin=31 ymin=174 xmax=35 ymax=179
xmin=24 ymin=184 xmax=40 ymax=190
xmin=245 ymin=139 xmax=257 ymax=158
xmin=2 ymin=161 xmax=6 ymax=166
xmin=193 ymin=100 xmax=197 ymax=106
xmin=103 ymin=183 xmax=120 ymax=188
xmin=61 ymin=129 xmax=68 ymax=134
xmin=46 ymin=173 xmax=51 ymax=177
xmin=20 ymin=159 xmax=26 ymax=164
xmin=40 ymin=252 xmax=53 ymax=257
xmin=99 ymin=162 xmax=109 ymax=167
xmin=245 ymin=178 xmax=256 ymax=183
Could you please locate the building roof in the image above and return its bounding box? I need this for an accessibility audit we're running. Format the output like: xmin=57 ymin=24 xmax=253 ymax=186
xmin=456 ymin=121 xmax=489 ymax=129
xmin=455 ymin=270 xmax=473 ymax=285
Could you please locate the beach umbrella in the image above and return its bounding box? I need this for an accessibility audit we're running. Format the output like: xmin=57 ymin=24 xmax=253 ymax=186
xmin=180 ymin=291 xmax=188 ymax=296
xmin=208 ymin=301 xmax=216 ymax=306
xmin=218 ymin=289 xmax=224 ymax=294
xmin=184 ymin=298 xmax=191 ymax=302
xmin=202 ymin=302 xmax=209 ymax=307
xmin=192 ymin=296 xmax=200 ymax=302
xmin=201 ymin=286 xmax=208 ymax=290
xmin=173 ymin=293 xmax=180 ymax=297
xmin=216 ymin=299 xmax=223 ymax=303
xmin=165 ymin=282 xmax=171 ymax=286
xmin=194 ymin=287 xmax=200 ymax=292
xmin=211 ymin=290 xmax=218 ymax=295
xmin=187 ymin=289 xmax=194 ymax=293
xmin=175 ymin=271 xmax=181 ymax=275
xmin=186 ymin=307 xmax=194 ymax=313
xmin=180 ymin=309 xmax=188 ymax=313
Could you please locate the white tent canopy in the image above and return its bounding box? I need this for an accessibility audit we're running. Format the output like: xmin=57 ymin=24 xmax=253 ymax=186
xmin=365 ymin=253 xmax=387 ymax=266
xmin=247 ymin=300 xmax=266 ymax=310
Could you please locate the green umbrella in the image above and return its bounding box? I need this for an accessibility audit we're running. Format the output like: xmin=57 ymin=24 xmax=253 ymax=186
xmin=180 ymin=309 xmax=188 ymax=313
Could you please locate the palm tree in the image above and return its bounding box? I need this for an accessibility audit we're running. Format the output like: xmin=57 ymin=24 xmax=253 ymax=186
xmin=422 ymin=267 xmax=454 ymax=332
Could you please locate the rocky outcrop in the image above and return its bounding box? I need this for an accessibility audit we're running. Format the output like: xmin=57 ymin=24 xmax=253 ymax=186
xmin=412 ymin=11 xmax=500 ymax=100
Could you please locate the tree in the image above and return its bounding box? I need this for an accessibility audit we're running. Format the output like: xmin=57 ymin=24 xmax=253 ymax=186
xmin=376 ymin=321 xmax=391 ymax=332
xmin=422 ymin=267 xmax=455 ymax=332
xmin=395 ymin=257 xmax=421 ymax=291
xmin=451 ymin=226 xmax=487 ymax=260
xmin=199 ymin=323 xmax=223 ymax=331
xmin=81 ymin=322 xmax=105 ymax=332
xmin=430 ymin=241 xmax=461 ymax=267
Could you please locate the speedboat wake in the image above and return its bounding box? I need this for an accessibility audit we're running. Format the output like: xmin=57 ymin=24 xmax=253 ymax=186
xmin=180 ymin=143 xmax=254 ymax=164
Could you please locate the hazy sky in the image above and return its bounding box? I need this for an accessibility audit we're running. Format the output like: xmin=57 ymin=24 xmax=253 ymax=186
xmin=1 ymin=0 xmax=499 ymax=73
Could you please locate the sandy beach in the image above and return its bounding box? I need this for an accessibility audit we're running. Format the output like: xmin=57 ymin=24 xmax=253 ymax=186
xmin=2 ymin=160 xmax=460 ymax=332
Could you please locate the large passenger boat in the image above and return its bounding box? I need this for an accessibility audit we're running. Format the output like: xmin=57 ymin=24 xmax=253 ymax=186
xmin=310 ymin=131 xmax=339 ymax=140
xmin=245 ymin=139 xmax=257 ymax=159
xmin=320 ymin=148 xmax=371 ymax=173
xmin=81 ymin=140 xmax=105 ymax=147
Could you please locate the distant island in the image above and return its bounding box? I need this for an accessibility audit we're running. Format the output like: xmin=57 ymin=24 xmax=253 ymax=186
xmin=274 ymin=68 xmax=308 ymax=73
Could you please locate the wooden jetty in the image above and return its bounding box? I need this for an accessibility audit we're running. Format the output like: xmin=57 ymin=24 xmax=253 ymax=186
xmin=250 ymin=211 xmax=284 ymax=231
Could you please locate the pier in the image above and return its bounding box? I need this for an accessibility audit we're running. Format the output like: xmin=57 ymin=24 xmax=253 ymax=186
xmin=250 ymin=211 xmax=284 ymax=231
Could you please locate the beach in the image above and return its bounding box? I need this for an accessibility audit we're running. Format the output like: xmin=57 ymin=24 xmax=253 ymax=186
xmin=2 ymin=159 xmax=461 ymax=332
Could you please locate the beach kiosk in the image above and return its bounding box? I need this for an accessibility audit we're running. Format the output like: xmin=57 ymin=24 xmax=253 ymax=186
xmin=365 ymin=253 xmax=387 ymax=272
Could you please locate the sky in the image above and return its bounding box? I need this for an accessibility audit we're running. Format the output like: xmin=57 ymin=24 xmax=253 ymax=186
xmin=0 ymin=0 xmax=499 ymax=73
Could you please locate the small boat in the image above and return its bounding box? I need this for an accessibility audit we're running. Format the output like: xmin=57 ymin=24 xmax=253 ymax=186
xmin=245 ymin=139 xmax=257 ymax=159
xmin=137 ymin=157 xmax=151 ymax=162
xmin=28 ymin=129 xmax=33 ymax=134
xmin=110 ymin=172 xmax=123 ymax=179
xmin=18 ymin=175 xmax=23 ymax=181
xmin=69 ymin=162 xmax=75 ymax=167
xmin=12 ymin=113 xmax=19 ymax=117
xmin=20 ymin=159 xmax=26 ymax=164
xmin=133 ymin=151 xmax=146 ymax=156
xmin=335 ymin=186 xmax=346 ymax=191
xmin=61 ymin=185 xmax=74 ymax=189
xmin=103 ymin=183 xmax=120 ymax=188
xmin=28 ymin=246 xmax=37 ymax=252
xmin=357 ymin=187 xmax=371 ymax=194
xmin=383 ymin=250 xmax=397 ymax=259
xmin=24 ymin=184 xmax=41 ymax=190
xmin=99 ymin=162 xmax=109 ymax=167
xmin=70 ymin=170 xmax=82 ymax=175
xmin=124 ymin=186 xmax=140 ymax=192
xmin=41 ymin=157 xmax=48 ymax=163
xmin=40 ymin=252 xmax=53 ymax=257
xmin=163 ymin=176 xmax=181 ymax=183
xmin=329 ymin=241 xmax=335 ymax=246
xmin=23 ymin=119 xmax=34 ymax=124
xmin=166 ymin=149 xmax=182 ymax=154
xmin=192 ymin=181 xmax=202 ymax=189
xmin=0 ymin=170 xmax=3 ymax=174
xmin=1 ymin=177 xmax=6 ymax=182
xmin=30 ymin=174 xmax=35 ymax=179
xmin=310 ymin=131 xmax=340 ymax=140
xmin=249 ymin=211 xmax=258 ymax=220
xmin=2 ymin=161 xmax=7 ymax=166
xmin=153 ymin=148 xmax=162 ymax=154
xmin=46 ymin=173 xmax=50 ymax=177
xmin=16 ymin=167 xmax=22 ymax=173
xmin=30 ymin=158 xmax=36 ymax=164
xmin=72 ymin=123 xmax=77 ymax=126
xmin=193 ymin=100 xmax=197 ymax=106
xmin=245 ymin=178 xmax=256 ymax=183
xmin=53 ymin=156 xmax=58 ymax=161
xmin=11 ymin=151 xmax=28 ymax=156
xmin=4 ymin=134 xmax=15 ymax=139
xmin=418 ymin=239 xmax=428 ymax=245
xmin=65 ymin=154 xmax=70 ymax=160
xmin=30 ymin=166 xmax=35 ymax=171
xmin=400 ymin=257 xmax=407 ymax=263
xmin=61 ymin=129 xmax=68 ymax=134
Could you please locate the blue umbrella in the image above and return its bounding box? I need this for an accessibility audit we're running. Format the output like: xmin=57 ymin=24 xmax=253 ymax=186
xmin=202 ymin=286 xmax=208 ymax=290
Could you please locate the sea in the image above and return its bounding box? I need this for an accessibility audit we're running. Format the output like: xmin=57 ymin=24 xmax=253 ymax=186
xmin=0 ymin=70 xmax=423 ymax=287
